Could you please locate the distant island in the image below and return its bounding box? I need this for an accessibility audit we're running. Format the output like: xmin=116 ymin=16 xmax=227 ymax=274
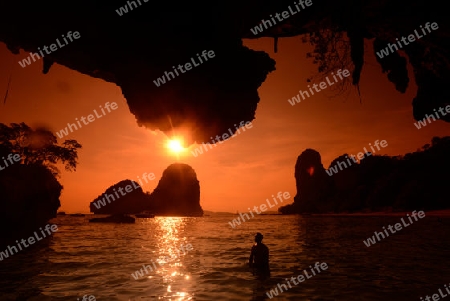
xmin=89 ymin=163 xmax=203 ymax=217
xmin=280 ymin=136 xmax=450 ymax=214
xmin=202 ymin=211 xmax=281 ymax=216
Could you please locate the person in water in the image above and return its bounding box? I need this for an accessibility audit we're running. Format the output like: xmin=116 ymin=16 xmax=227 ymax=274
xmin=249 ymin=232 xmax=270 ymax=276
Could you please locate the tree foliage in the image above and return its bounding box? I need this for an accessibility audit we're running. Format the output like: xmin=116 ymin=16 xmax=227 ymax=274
xmin=0 ymin=122 xmax=82 ymax=175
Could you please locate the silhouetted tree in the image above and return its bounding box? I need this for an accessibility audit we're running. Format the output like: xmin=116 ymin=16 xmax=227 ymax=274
xmin=0 ymin=123 xmax=81 ymax=244
xmin=0 ymin=122 xmax=81 ymax=175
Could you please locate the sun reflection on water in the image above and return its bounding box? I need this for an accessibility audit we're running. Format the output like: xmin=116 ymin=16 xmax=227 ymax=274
xmin=153 ymin=217 xmax=194 ymax=300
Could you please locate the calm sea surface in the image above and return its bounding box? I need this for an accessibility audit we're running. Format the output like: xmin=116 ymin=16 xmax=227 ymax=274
xmin=0 ymin=214 xmax=449 ymax=301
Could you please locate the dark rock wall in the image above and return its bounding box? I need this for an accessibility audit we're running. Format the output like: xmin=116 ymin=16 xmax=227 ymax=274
xmin=89 ymin=180 xmax=148 ymax=214
xmin=0 ymin=164 xmax=62 ymax=243
xmin=281 ymin=136 xmax=450 ymax=214
xmin=151 ymin=163 xmax=203 ymax=217
xmin=1 ymin=0 xmax=448 ymax=144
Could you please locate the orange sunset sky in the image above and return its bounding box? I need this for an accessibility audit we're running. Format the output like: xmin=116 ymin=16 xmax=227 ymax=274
xmin=0 ymin=38 xmax=448 ymax=213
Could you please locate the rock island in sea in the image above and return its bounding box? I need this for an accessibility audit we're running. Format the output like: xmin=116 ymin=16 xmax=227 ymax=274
xmin=89 ymin=163 xmax=203 ymax=217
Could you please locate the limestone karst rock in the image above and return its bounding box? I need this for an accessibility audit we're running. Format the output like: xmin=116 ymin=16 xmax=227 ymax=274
xmin=150 ymin=163 xmax=203 ymax=217
xmin=280 ymin=137 xmax=450 ymax=214
xmin=1 ymin=0 xmax=448 ymax=144
xmin=89 ymin=163 xmax=203 ymax=216
xmin=293 ymin=149 xmax=332 ymax=213
xmin=89 ymin=180 xmax=148 ymax=215
xmin=0 ymin=164 xmax=62 ymax=245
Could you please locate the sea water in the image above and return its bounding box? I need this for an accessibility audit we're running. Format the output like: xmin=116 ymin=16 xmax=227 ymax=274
xmin=0 ymin=215 xmax=449 ymax=300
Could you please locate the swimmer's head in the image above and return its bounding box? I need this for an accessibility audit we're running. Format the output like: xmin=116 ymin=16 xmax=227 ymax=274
xmin=255 ymin=232 xmax=263 ymax=242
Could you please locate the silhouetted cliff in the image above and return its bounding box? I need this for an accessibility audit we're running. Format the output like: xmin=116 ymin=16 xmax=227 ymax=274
xmin=89 ymin=180 xmax=149 ymax=214
xmin=280 ymin=136 xmax=450 ymax=214
xmin=2 ymin=1 xmax=449 ymax=143
xmin=90 ymin=163 xmax=203 ymax=216
xmin=151 ymin=163 xmax=203 ymax=216
xmin=0 ymin=163 xmax=62 ymax=242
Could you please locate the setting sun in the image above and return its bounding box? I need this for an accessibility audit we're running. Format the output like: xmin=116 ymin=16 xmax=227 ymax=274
xmin=167 ymin=139 xmax=185 ymax=153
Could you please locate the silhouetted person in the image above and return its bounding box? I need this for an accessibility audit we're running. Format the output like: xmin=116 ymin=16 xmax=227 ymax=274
xmin=249 ymin=232 xmax=270 ymax=277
